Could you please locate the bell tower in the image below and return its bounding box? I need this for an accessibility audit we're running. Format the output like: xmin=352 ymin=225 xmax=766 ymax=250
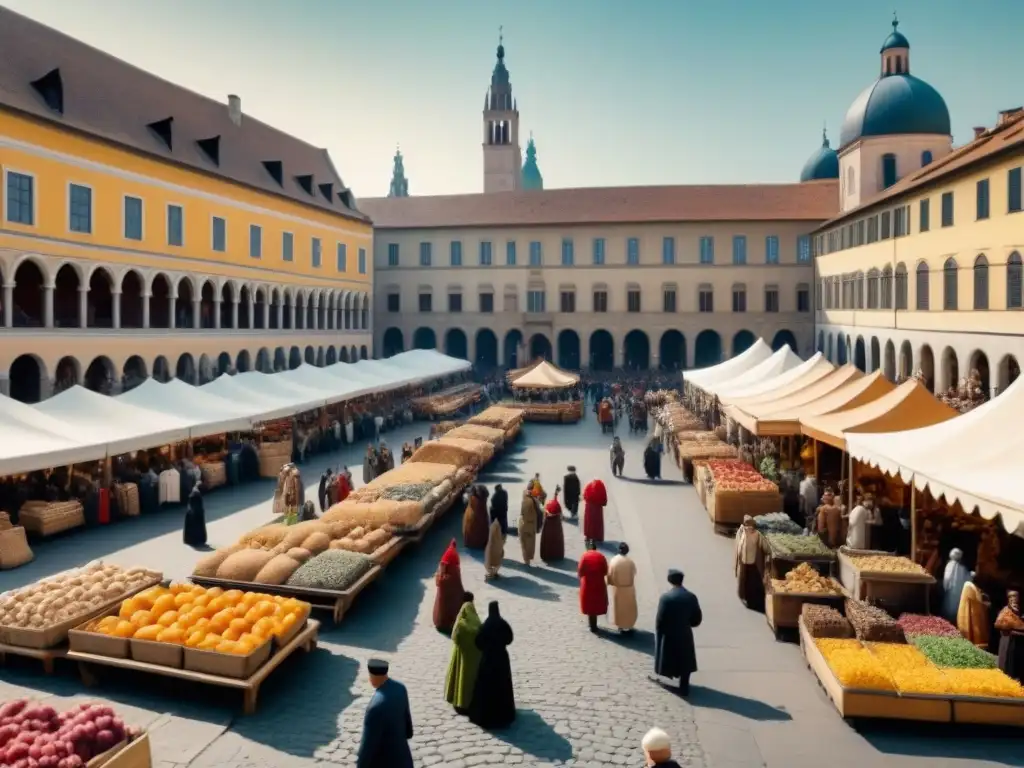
xmin=482 ymin=28 xmax=522 ymax=193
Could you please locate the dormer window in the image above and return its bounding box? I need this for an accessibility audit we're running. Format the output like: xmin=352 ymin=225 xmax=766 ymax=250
xmin=262 ymin=160 xmax=283 ymax=186
xmin=318 ymin=182 xmax=334 ymax=202
xmin=147 ymin=117 xmax=173 ymax=150
xmin=30 ymin=68 xmax=64 ymax=114
xmin=338 ymin=190 xmax=355 ymax=209
xmin=197 ymin=136 xmax=220 ymax=166
xmin=295 ymin=175 xmax=314 ymax=195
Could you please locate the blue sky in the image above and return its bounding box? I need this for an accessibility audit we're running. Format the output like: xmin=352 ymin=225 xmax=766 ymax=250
xmin=6 ymin=0 xmax=1022 ymax=197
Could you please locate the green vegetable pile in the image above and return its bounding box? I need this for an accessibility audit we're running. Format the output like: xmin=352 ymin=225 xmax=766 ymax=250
xmin=379 ymin=483 xmax=434 ymax=502
xmin=754 ymin=512 xmax=802 ymax=535
xmin=911 ymin=635 xmax=998 ymax=669
xmin=766 ymin=533 xmax=834 ymax=558
xmin=286 ymin=550 xmax=374 ymax=591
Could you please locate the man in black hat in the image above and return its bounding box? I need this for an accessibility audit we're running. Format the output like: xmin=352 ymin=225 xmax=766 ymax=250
xmin=562 ymin=465 xmax=580 ymax=519
xmin=652 ymin=569 xmax=703 ymax=696
xmin=356 ymin=658 xmax=414 ymax=768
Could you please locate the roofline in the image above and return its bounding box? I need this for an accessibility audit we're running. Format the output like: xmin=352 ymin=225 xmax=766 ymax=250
xmin=1 ymin=104 xmax=370 ymax=227
xmin=368 ymin=216 xmax=834 ymax=232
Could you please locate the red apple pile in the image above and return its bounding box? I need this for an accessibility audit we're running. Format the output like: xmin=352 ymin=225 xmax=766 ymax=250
xmin=0 ymin=700 xmax=133 ymax=768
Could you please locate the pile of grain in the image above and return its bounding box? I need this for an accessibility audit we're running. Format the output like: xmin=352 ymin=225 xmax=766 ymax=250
xmin=406 ymin=441 xmax=483 ymax=469
xmin=445 ymin=424 xmax=505 ymax=447
xmin=468 ymin=406 xmax=524 ymax=431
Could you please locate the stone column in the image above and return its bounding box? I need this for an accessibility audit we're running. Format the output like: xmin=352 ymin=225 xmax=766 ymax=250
xmin=111 ymin=289 xmax=121 ymax=330
xmin=168 ymin=293 xmax=176 ymax=330
xmin=231 ymin=298 xmax=239 ymax=330
xmin=142 ymin=291 xmax=151 ymax=329
xmin=262 ymin=300 xmax=269 ymax=330
xmin=192 ymin=298 xmax=201 ymax=330
xmin=43 ymin=284 xmax=55 ymax=328
xmin=38 ymin=374 xmax=53 ymax=401
xmin=290 ymin=303 xmax=297 ymax=329
xmin=213 ymin=298 xmax=221 ymax=330
xmin=0 ymin=374 xmax=9 ymax=396
xmin=78 ymin=286 xmax=88 ymax=328
xmin=276 ymin=301 xmax=283 ymax=329
xmin=2 ymin=283 xmax=13 ymax=328
xmin=312 ymin=296 xmax=320 ymax=330
xmin=248 ymin=293 xmax=255 ymax=331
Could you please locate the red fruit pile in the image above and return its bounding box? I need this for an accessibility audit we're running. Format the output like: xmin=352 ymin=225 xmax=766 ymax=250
xmin=705 ymin=459 xmax=777 ymax=492
xmin=0 ymin=700 xmax=130 ymax=768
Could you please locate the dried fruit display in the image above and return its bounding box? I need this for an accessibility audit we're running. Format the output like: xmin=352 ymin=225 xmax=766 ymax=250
xmin=897 ymin=613 xmax=962 ymax=639
xmin=846 ymin=553 xmax=928 ymax=575
xmin=941 ymin=669 xmax=1024 ymax=698
xmin=771 ymin=562 xmax=842 ymax=595
xmin=815 ymin=638 xmax=896 ymax=691
xmin=911 ymin=635 xmax=998 ymax=669
xmin=866 ymin=643 xmax=950 ymax=695
xmin=0 ymin=699 xmax=142 ymax=767
xmin=766 ymin=533 xmax=834 ymax=558
xmin=845 ymin=599 xmax=906 ymax=643
xmin=286 ymin=550 xmax=373 ymax=591
xmin=753 ymin=512 xmax=802 ymax=535
xmin=802 ymin=605 xmax=853 ymax=638
xmin=706 ymin=460 xmax=778 ymax=493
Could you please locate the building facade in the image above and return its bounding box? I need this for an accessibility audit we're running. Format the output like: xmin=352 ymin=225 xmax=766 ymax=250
xmin=811 ymin=18 xmax=1024 ymax=399
xmin=0 ymin=8 xmax=373 ymax=403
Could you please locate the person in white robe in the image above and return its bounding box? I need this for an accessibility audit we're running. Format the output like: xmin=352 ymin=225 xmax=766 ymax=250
xmin=942 ymin=548 xmax=972 ymax=624
xmin=606 ymin=542 xmax=638 ymax=632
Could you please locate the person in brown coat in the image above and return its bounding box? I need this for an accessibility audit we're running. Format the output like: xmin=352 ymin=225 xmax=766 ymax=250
xmin=539 ymin=487 xmax=565 ymax=563
xmin=433 ymin=539 xmax=465 ymax=634
xmin=462 ymin=485 xmax=490 ymax=549
xmin=816 ymin=488 xmax=843 ymax=549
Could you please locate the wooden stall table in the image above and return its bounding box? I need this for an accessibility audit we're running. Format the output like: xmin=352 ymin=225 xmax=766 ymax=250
xmin=838 ymin=547 xmax=935 ymax=614
xmin=0 ymin=641 xmax=67 ymax=674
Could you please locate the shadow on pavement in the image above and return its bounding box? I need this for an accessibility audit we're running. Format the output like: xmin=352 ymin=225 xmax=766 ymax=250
xmin=615 ymin=476 xmax=689 ymax=487
xmin=684 ymin=684 xmax=792 ymax=722
xmin=476 ymin=473 xmax=526 ymax=485
xmin=602 ymin=627 xmax=655 ymax=656
xmin=861 ymin=720 xmax=1024 ymax=766
xmin=492 ymin=708 xmax=573 ymax=762
xmin=488 ymin=574 xmax=559 ymax=602
xmin=545 ymin=556 xmax=578 ymax=571
xmin=503 ymin=559 xmax=578 ymax=588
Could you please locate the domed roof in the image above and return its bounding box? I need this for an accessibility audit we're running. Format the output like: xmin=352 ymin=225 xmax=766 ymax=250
xmin=880 ymin=17 xmax=910 ymax=52
xmin=839 ymin=74 xmax=950 ymax=147
xmin=521 ymin=136 xmax=543 ymax=190
xmin=800 ymin=130 xmax=839 ymax=182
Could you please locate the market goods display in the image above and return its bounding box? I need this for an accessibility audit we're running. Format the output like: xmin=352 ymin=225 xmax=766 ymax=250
xmin=845 ymin=599 xmax=906 ymax=643
xmin=467 ymin=406 xmax=523 ymax=432
xmin=407 ymin=439 xmax=486 ymax=470
xmin=436 ymin=436 xmax=495 ymax=464
xmin=802 ymin=605 xmax=853 ymax=638
xmin=411 ymin=385 xmax=481 ymax=416
xmin=433 ymin=421 xmax=460 ymax=436
xmin=910 ymin=635 xmax=998 ymax=669
xmin=644 ymin=390 xmax=673 ymax=407
xmin=0 ymin=513 xmax=9 ymax=530
xmin=111 ymin=482 xmax=140 ymax=518
xmin=753 ymin=512 xmax=802 ymax=535
xmin=843 ymin=552 xmax=928 ymax=575
xmin=866 ymin=642 xmax=951 ymax=695
xmin=17 ymin=501 xmax=85 ymax=538
xmin=500 ymin=401 xmax=583 ymax=423
xmin=814 ymin=638 xmax=895 ymax=691
xmin=771 ymin=562 xmax=842 ymax=595
xmin=323 ymin=461 xmax=460 ymax=529
xmin=676 ymin=440 xmax=736 ymax=461
xmin=941 ymin=669 xmax=1024 ymax=698
xmin=0 ymin=699 xmax=141 ymax=767
xmin=765 ymin=533 xmax=833 ymax=558
xmin=445 ymin=424 xmax=505 ymax=447
xmin=285 ymin=550 xmax=374 ymax=591
xmin=673 ymin=431 xmax=720 ymax=443
xmin=897 ymin=613 xmax=962 ymax=639
xmin=0 ymin=526 xmax=33 ymax=571
xmin=705 ymin=460 xmax=778 ymax=492
xmin=257 ymin=440 xmax=291 ymax=479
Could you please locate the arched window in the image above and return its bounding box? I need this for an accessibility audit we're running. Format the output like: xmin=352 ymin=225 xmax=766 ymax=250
xmin=973 ymin=255 xmax=989 ymax=310
xmin=1008 ymin=252 xmax=1023 ymax=310
xmin=882 ymin=154 xmax=898 ymax=189
xmin=943 ymin=258 xmax=958 ymax=310
xmin=915 ymin=262 xmax=930 ymax=310
xmin=881 ymin=266 xmax=893 ymax=310
xmin=921 ymin=150 xmax=933 ymax=167
xmin=867 ymin=269 xmax=880 ymax=309
xmin=895 ymin=263 xmax=908 ymax=310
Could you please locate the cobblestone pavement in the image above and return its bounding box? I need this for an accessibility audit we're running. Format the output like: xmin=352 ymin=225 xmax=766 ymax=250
xmin=1 ymin=414 xmax=1018 ymax=768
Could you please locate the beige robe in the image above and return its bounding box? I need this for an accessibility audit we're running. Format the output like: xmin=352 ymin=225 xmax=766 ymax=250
xmin=484 ymin=520 xmax=504 ymax=577
xmin=518 ymin=492 xmax=539 ymax=564
xmin=606 ymin=554 xmax=638 ymax=630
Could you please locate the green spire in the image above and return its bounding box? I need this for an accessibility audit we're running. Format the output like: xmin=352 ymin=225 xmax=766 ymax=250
xmin=388 ymin=146 xmax=409 ymax=198
xmin=521 ymin=133 xmax=543 ymax=190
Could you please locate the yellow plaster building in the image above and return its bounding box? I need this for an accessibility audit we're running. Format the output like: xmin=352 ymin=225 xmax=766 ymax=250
xmin=0 ymin=8 xmax=373 ymax=402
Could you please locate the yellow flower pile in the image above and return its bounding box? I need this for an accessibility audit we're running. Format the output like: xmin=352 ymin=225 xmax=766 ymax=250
xmin=867 ymin=643 xmax=950 ymax=695
xmin=815 ymin=638 xmax=895 ymax=691
xmin=941 ymin=669 xmax=1024 ymax=699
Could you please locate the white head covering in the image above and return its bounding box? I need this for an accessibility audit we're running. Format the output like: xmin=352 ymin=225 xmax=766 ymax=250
xmin=641 ymin=727 xmax=671 ymax=752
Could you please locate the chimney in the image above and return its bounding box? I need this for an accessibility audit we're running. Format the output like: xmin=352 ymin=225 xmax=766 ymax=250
xmin=228 ymin=94 xmax=242 ymax=127
xmin=998 ymin=107 xmax=1023 ymax=126
xmin=972 ymin=126 xmax=986 ymax=139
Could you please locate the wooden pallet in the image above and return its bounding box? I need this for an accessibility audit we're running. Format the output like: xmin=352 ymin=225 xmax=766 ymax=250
xmin=0 ymin=641 xmax=67 ymax=674
xmin=69 ymin=621 xmax=318 ymax=715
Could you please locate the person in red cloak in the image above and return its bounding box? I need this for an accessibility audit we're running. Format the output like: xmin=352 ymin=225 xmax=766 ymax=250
xmin=577 ymin=540 xmax=609 ymax=632
xmin=583 ymin=478 xmax=607 ymax=546
xmin=539 ymin=487 xmax=565 ymax=563
xmin=433 ymin=539 xmax=465 ymax=633
xmin=335 ymin=466 xmax=352 ymax=504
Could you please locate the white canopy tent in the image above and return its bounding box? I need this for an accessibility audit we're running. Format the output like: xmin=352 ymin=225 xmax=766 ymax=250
xmin=199 ymin=375 xmax=309 ymax=421
xmin=845 ymin=375 xmax=1024 ymax=532
xmin=230 ymin=372 xmax=329 ymax=413
xmin=702 ymin=346 xmax=803 ymax=397
xmin=685 ymin=339 xmax=773 ymax=391
xmin=116 ymin=379 xmax=256 ymax=436
xmin=0 ymin=417 xmax=105 ymax=476
xmin=716 ymin=353 xmax=830 ymax=402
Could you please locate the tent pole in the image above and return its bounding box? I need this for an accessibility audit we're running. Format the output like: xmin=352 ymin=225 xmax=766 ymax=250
xmin=910 ymin=475 xmax=917 ymax=562
xmin=848 ymin=452 xmax=854 ymax=510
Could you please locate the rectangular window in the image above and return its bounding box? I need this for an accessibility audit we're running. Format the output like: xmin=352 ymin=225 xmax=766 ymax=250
xmin=5 ymin=171 xmax=34 ymax=225
xmin=479 ymin=293 xmax=494 ymax=313
xmin=336 ymin=242 xmax=347 ymax=272
xmin=526 ymin=290 xmax=546 ymax=313
xmin=732 ymin=286 xmax=746 ymax=312
xmin=867 ymin=216 xmax=879 ymax=243
xmin=698 ymin=288 xmax=714 ymax=313
xmin=976 ymin=178 xmax=990 ymax=220
xmin=450 ymin=241 xmax=462 ymax=266
xmin=627 ymin=289 xmax=641 ymax=313
xmin=919 ymin=199 xmax=930 ymax=232
xmin=765 ymin=235 xmax=780 ymax=264
xmin=312 ymin=237 xmax=322 ymax=268
xmin=419 ymin=241 xmax=432 ymax=267
xmin=358 ymin=247 xmax=367 ymax=274
xmin=880 ymin=211 xmax=891 ymax=239
xmin=894 ymin=206 xmax=906 ymax=237
xmin=123 ymin=195 xmax=143 ymax=240
xmin=529 ymin=241 xmax=541 ymax=266
xmin=248 ymin=224 xmax=262 ymax=258
xmin=212 ymin=217 xmax=227 ymax=252
xmin=662 ymin=236 xmax=676 ymax=265
xmin=386 ymin=293 xmax=400 ymax=313
xmin=662 ymin=288 xmax=677 ymax=313
xmin=479 ymin=241 xmax=492 ymax=266
xmin=1009 ymin=167 xmax=1023 ymax=213
xmin=797 ymin=285 xmax=810 ymax=313
xmin=418 ymin=293 xmax=432 ymax=313
xmin=166 ymin=204 xmax=183 ymax=246
xmin=732 ymin=235 xmax=747 ymax=265
xmin=941 ymin=191 xmax=954 ymax=227
xmin=699 ymin=236 xmax=714 ymax=265
xmin=593 ymin=290 xmax=608 ymax=313
xmin=68 ymin=184 xmax=92 ymax=234
xmin=448 ymin=293 xmax=462 ymax=313
xmin=506 ymin=240 xmax=517 ymax=266
xmin=765 ymin=286 xmax=779 ymax=313
xmin=560 ymin=291 xmax=576 ymax=313
xmin=882 ymin=154 xmax=898 ymax=189
xmin=592 ymin=238 xmax=605 ymax=266
xmin=626 ymin=237 xmax=640 ymax=265
xmin=796 ymin=235 xmax=811 ymax=263
xmin=561 ymin=238 xmax=574 ymax=266
xmin=387 ymin=243 xmax=399 ymax=267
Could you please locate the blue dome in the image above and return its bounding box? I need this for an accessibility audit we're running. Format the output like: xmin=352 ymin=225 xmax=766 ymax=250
xmin=521 ymin=137 xmax=543 ymax=190
xmin=839 ymin=74 xmax=950 ymax=147
xmin=880 ymin=29 xmax=909 ymax=52
xmin=800 ymin=132 xmax=839 ymax=182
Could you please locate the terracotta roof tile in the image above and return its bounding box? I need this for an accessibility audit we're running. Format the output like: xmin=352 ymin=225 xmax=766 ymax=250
xmin=360 ymin=181 xmax=839 ymax=230
xmin=0 ymin=8 xmax=368 ymax=223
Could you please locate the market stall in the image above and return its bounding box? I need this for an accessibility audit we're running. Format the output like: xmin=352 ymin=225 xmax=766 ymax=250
xmin=717 ymin=353 xmax=834 ymax=407
xmin=694 ymin=459 xmax=782 ymax=531
xmin=410 ymin=384 xmax=482 ymax=417
xmin=467 ymin=405 xmax=525 ymax=441
xmin=117 ymin=379 xmax=256 ymax=436
xmin=684 ymin=338 xmax=774 ymax=393
xmin=700 ymin=347 xmax=806 ymax=398
xmin=507 ymin=361 xmax=582 ymax=422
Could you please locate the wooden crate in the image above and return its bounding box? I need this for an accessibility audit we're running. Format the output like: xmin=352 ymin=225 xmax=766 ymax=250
xmin=837 ymin=549 xmax=934 ymax=614
xmin=952 ymin=699 xmax=1024 ymax=727
xmin=89 ymin=733 xmax=151 ymax=768
xmin=766 ymin=587 xmax=846 ymax=636
xmin=713 ymin=489 xmax=783 ymax=527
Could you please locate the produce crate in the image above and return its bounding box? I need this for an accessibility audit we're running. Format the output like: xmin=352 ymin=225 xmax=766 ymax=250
xmin=838 ymin=548 xmax=934 ymax=615
xmin=130 ymin=638 xmax=183 ymax=668
xmin=69 ymin=616 xmax=131 ymax=659
xmin=88 ymin=732 xmax=152 ymax=768
xmin=712 ymin=489 xmax=783 ymax=527
xmin=952 ymin=699 xmax=1024 ymax=727
xmin=765 ymin=584 xmax=846 ymax=638
xmin=184 ymin=636 xmax=273 ymax=679
xmin=764 ymin=539 xmax=836 ymax=579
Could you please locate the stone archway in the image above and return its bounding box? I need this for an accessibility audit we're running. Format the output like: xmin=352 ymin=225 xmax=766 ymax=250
xmin=383 ymin=328 xmax=405 ymax=358
xmin=998 ymin=354 xmax=1020 ymax=396
xmin=503 ymin=330 xmax=523 ymax=368
xmin=12 ymin=259 xmax=45 ymax=327
xmin=121 ymin=270 xmax=145 ymax=328
xmin=557 ymin=330 xmax=581 ymax=370
xmin=289 ymin=347 xmax=302 ymax=370
xmin=898 ymin=341 xmax=913 ymax=380
xmin=197 ymin=354 xmax=214 ymax=384
xmin=883 ymin=340 xmax=896 ymax=381
xmin=475 ymin=329 xmax=499 ymax=368
xmin=84 ymin=356 xmax=115 ymax=393
xmin=919 ymin=345 xmax=935 ymax=392
xmin=236 ymin=349 xmax=252 ymax=373
xmin=325 ymin=347 xmax=337 ymax=366
xmin=659 ymin=330 xmax=685 ymax=371
xmin=273 ymin=347 xmax=287 ymax=372
xmin=122 ymin=356 xmax=148 ymax=391
xmin=837 ymin=336 xmax=848 ymax=365
xmin=9 ymin=354 xmax=46 ymax=403
xmin=217 ymin=352 xmax=233 ymax=376
xmin=970 ymin=350 xmax=990 ymax=399
xmin=304 ymin=346 xmax=316 ymax=365
xmin=589 ymin=330 xmax=614 ymax=371
xmin=623 ymin=330 xmax=650 ymax=371
xmin=817 ymin=331 xmax=825 ymax=354
xmin=854 ymin=337 xmax=866 ymax=372
xmin=88 ymin=267 xmax=115 ymax=328
xmin=176 ymin=353 xmax=196 ymax=384
xmin=870 ymin=338 xmax=881 ymax=373
xmin=941 ymin=347 xmax=959 ymax=393
xmin=153 ymin=356 xmax=171 ymax=383
xmin=732 ymin=330 xmax=755 ymax=357
xmin=529 ymin=333 xmax=552 ymax=362
xmin=413 ymin=327 xmax=437 ymax=350
xmin=694 ymin=330 xmax=722 ymax=368
xmin=445 ymin=329 xmax=468 ymax=360
xmin=54 ymin=356 xmax=81 ymax=394
xmin=772 ymin=330 xmax=798 ymax=352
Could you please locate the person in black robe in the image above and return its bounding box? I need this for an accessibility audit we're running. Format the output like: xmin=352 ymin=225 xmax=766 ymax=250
xmin=643 ymin=440 xmax=662 ymax=480
xmin=182 ymin=483 xmax=208 ymax=548
xmin=562 ymin=466 xmax=581 ymax=518
xmin=653 ymin=569 xmax=702 ymax=696
xmin=318 ymin=469 xmax=333 ymax=513
xmin=356 ymin=659 xmax=414 ymax=768
xmin=469 ymin=601 xmax=516 ymax=728
xmin=489 ymin=484 xmax=509 ymax=538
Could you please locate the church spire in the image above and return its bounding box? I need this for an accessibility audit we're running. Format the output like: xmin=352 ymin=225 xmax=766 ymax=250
xmin=521 ymin=132 xmax=543 ymax=190
xmin=388 ymin=146 xmax=408 ymax=198
xmin=486 ymin=26 xmax=513 ymax=111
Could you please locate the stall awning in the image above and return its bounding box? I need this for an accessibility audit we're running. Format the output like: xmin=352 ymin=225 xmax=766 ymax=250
xmin=800 ymin=380 xmax=958 ymax=451
xmin=719 ymin=354 xmax=834 ymax=407
xmin=685 ymin=339 xmax=773 ymax=391
xmin=707 ymin=347 xmax=803 ymax=397
xmin=845 ymin=374 xmax=1024 ymax=532
xmin=507 ymin=359 xmax=543 ymax=380
xmin=200 ymin=375 xmax=311 ymax=421
xmin=511 ymin=360 xmax=580 ymax=389
xmin=0 ymin=418 xmax=106 ymax=476
xmin=116 ymin=379 xmax=256 ymax=436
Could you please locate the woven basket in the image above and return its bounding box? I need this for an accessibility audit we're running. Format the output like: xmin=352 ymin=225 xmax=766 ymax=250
xmin=0 ymin=526 xmax=33 ymax=570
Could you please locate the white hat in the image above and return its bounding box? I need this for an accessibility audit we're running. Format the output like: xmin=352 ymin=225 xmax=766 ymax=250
xmin=642 ymin=727 xmax=671 ymax=751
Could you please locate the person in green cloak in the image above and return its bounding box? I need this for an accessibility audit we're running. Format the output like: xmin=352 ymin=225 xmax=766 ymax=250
xmin=444 ymin=592 xmax=482 ymax=714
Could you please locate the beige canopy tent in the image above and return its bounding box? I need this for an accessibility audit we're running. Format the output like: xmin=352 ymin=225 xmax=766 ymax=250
xmin=719 ymin=354 xmax=835 ymax=408
xmin=506 ymin=359 xmax=543 ymax=381
xmin=510 ymin=360 xmax=580 ymax=389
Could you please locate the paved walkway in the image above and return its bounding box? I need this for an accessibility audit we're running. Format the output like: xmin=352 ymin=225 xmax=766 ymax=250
xmin=0 ymin=415 xmax=1020 ymax=767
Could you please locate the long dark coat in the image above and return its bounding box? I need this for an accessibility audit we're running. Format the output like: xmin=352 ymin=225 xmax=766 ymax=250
xmin=356 ymin=678 xmax=414 ymax=768
xmin=562 ymin=473 xmax=581 ymax=514
xmin=182 ymin=487 xmax=207 ymax=547
xmin=489 ymin=487 xmax=509 ymax=537
xmin=643 ymin=448 xmax=661 ymax=480
xmin=318 ymin=471 xmax=331 ymax=513
xmin=655 ymin=586 xmax=703 ymax=679
xmin=463 ymin=490 xmax=490 ymax=549
xmin=469 ymin=605 xmax=516 ymax=728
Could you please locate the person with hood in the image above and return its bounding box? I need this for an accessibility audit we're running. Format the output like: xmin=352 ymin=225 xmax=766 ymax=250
xmin=433 ymin=539 xmax=465 ymax=633
xmin=182 ymin=481 xmax=207 ymax=547
xmin=539 ymin=486 xmax=565 ymax=563
xmin=582 ymin=478 xmax=607 ymax=546
xmin=734 ymin=515 xmax=765 ymax=611
xmin=562 ymin=466 xmax=581 ymax=518
xmin=654 ymin=569 xmax=703 ymax=696
xmin=444 ymin=592 xmax=481 ymax=713
xmin=401 ymin=442 xmax=414 ymax=463
xmin=489 ymin=484 xmax=509 ymax=539
xmin=483 ymin=519 xmax=504 ymax=580
xmin=643 ymin=438 xmax=662 ymax=480
xmin=462 ymin=485 xmax=491 ymax=549
xmin=334 ymin=466 xmax=352 ymax=505
xmin=363 ymin=445 xmax=377 ymax=484
xmin=469 ymin=601 xmax=516 ymax=728
xmin=610 ymin=437 xmax=625 ymax=477
xmin=318 ymin=468 xmax=333 ymax=513
xmin=518 ymin=482 xmax=541 ymax=566
xmin=942 ymin=548 xmax=972 ymax=624
xmin=300 ymin=499 xmax=318 ymax=522
xmin=607 ymin=542 xmax=638 ymax=632
xmin=641 ymin=728 xmax=683 ymax=768
xmin=578 ymin=540 xmax=609 ymax=633
xmin=376 ymin=441 xmax=395 ymax=476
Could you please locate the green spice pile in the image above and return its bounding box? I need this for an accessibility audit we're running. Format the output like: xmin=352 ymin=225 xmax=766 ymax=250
xmin=911 ymin=635 xmax=998 ymax=669
xmin=379 ymin=483 xmax=434 ymax=502
xmin=766 ymin=533 xmax=834 ymax=558
xmin=754 ymin=513 xmax=802 ymax=535
xmin=286 ymin=550 xmax=374 ymax=590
